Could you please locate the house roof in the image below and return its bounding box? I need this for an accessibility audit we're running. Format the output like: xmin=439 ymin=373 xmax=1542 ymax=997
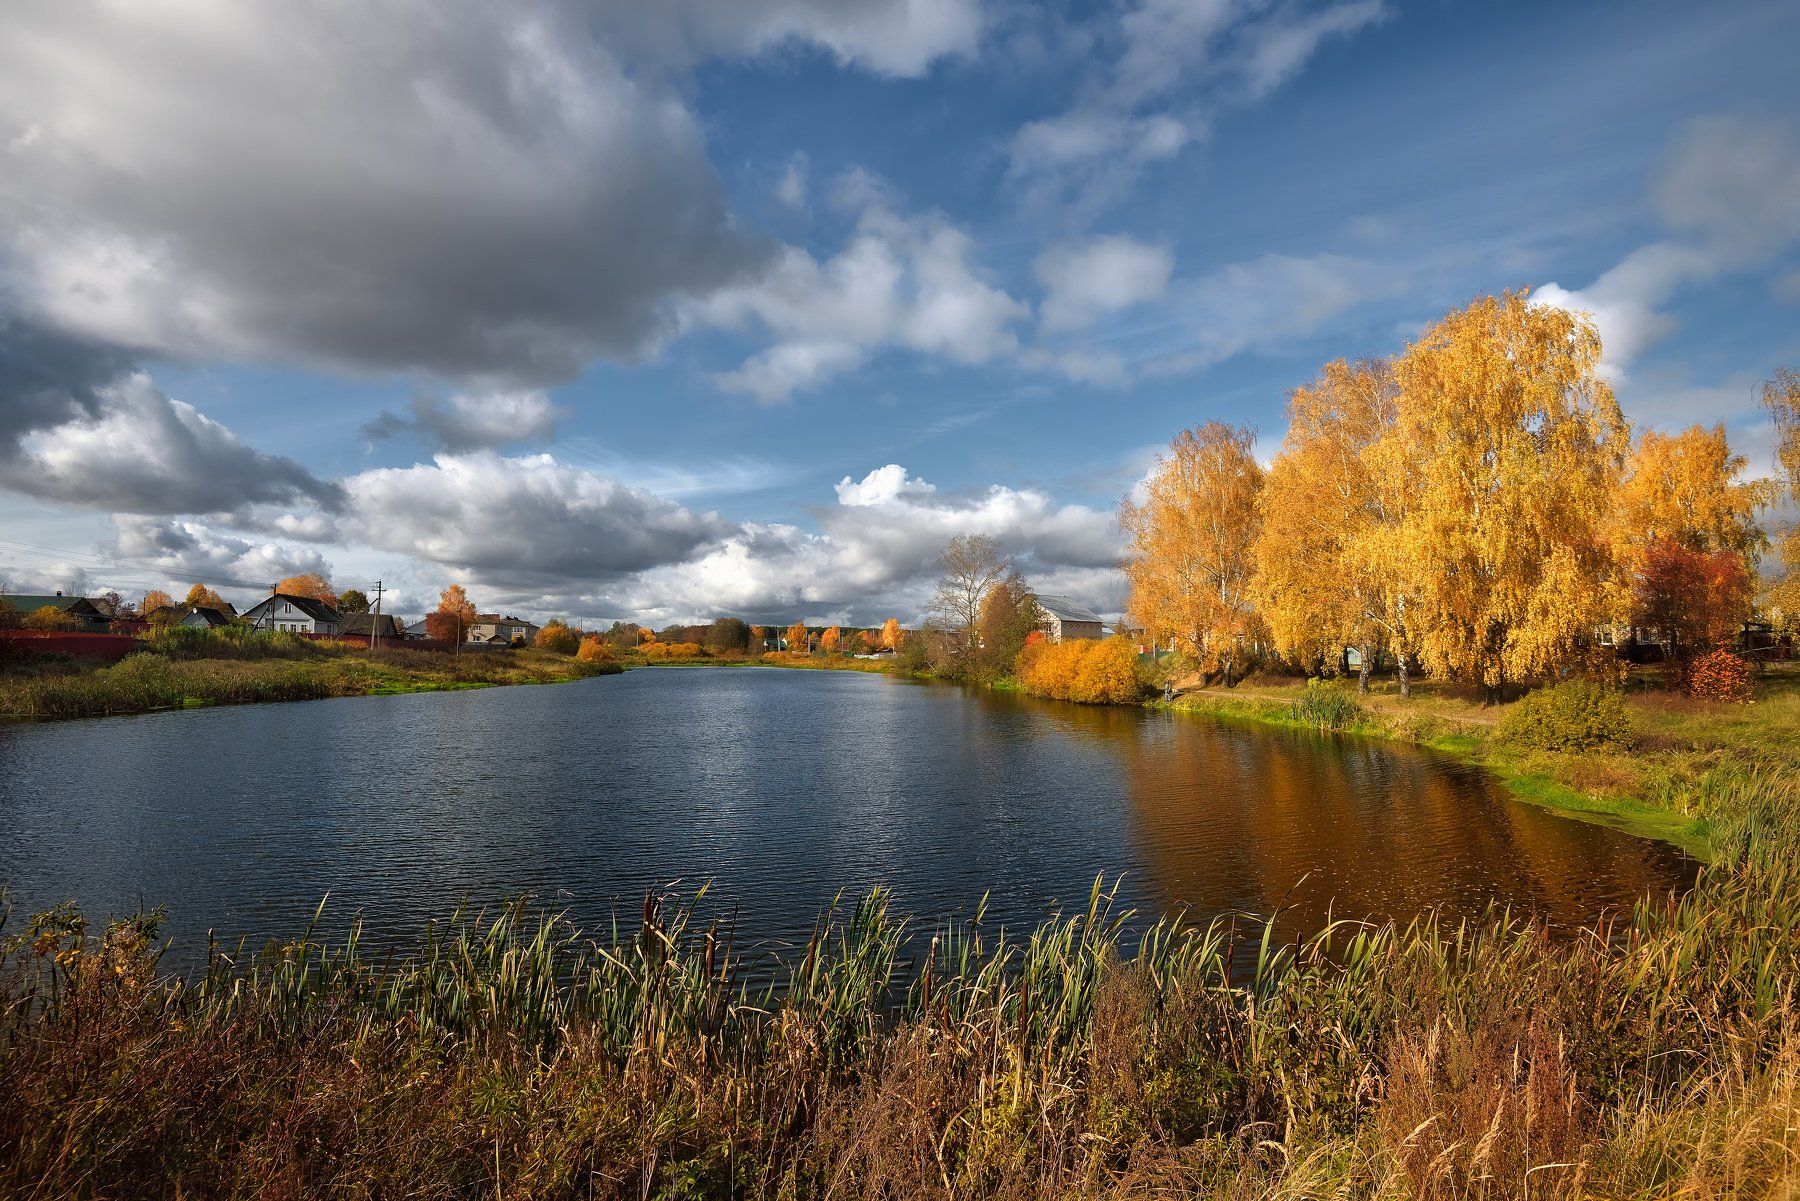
xmin=340 ymin=613 xmax=402 ymax=638
xmin=1035 ymin=594 xmax=1104 ymax=624
xmin=183 ymin=606 xmax=235 ymax=627
xmin=248 ymin=593 xmax=342 ymax=623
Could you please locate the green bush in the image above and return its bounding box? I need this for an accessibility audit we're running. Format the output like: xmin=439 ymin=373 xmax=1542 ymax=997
xmin=1500 ymin=680 xmax=1631 ymax=752
xmin=1288 ymin=679 xmax=1366 ymax=730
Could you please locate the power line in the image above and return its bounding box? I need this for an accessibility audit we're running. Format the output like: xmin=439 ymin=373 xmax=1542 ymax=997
xmin=0 ymin=534 xmax=379 ymax=596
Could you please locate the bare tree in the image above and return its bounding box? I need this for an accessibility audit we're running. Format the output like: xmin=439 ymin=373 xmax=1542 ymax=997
xmin=929 ymin=534 xmax=1012 ymax=677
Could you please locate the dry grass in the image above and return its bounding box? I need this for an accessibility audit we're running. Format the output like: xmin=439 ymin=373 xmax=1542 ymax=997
xmin=1 ymin=766 xmax=1795 ymax=1199
xmin=0 ymin=639 xmax=616 ymax=720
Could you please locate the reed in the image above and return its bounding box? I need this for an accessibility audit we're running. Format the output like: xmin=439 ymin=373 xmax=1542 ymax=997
xmin=1287 ymin=679 xmax=1367 ymax=730
xmin=1 ymin=768 xmax=1793 ymax=1198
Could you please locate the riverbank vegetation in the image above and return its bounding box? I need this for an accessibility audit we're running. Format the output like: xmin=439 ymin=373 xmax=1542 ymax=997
xmin=2 ymin=764 xmax=1793 ymax=1198
xmin=0 ymin=631 xmax=616 ymax=720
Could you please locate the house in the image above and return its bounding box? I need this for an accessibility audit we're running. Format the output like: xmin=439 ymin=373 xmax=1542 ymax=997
xmin=404 ymin=618 xmax=432 ymax=639
xmin=340 ymin=612 xmax=403 ymax=641
xmin=1033 ymin=595 xmax=1105 ymax=642
xmin=178 ymin=605 xmax=236 ymax=629
xmin=240 ymin=592 xmax=343 ymax=635
xmin=1 ymin=592 xmax=110 ymax=628
xmin=467 ymin=614 xmax=540 ymax=645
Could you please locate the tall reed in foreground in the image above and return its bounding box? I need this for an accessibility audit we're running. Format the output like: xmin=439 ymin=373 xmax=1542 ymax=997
xmin=1 ymin=769 xmax=1794 ymax=1198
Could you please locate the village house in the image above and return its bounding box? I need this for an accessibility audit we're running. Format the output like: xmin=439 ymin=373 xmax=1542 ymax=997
xmin=1 ymin=592 xmax=111 ymax=628
xmin=1033 ymin=595 xmax=1105 ymax=642
xmin=339 ymin=613 xmax=403 ymax=641
xmin=177 ymin=604 xmax=236 ymax=629
xmin=240 ymin=592 xmax=343 ymax=635
xmin=467 ymin=614 xmax=540 ymax=645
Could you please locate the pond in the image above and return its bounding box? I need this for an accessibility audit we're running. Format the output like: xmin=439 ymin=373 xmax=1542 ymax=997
xmin=0 ymin=667 xmax=1696 ymax=969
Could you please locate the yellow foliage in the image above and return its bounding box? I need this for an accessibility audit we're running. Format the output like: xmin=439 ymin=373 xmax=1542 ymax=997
xmin=641 ymin=641 xmax=705 ymax=659
xmin=820 ymin=626 xmax=842 ymax=652
xmin=1120 ymin=421 xmax=1262 ymax=682
xmin=183 ymin=583 xmax=227 ymax=610
xmin=1382 ymin=291 xmax=1628 ymax=691
xmin=535 ymin=621 xmax=579 ymax=655
xmin=22 ymin=605 xmax=81 ymax=632
xmin=576 ymin=637 xmax=612 ymax=664
xmin=784 ymin=622 xmax=807 ymax=651
xmin=1019 ymin=637 xmax=1143 ymax=704
xmin=1252 ymin=358 xmax=1409 ymax=673
xmin=880 ymin=617 xmax=902 ymax=650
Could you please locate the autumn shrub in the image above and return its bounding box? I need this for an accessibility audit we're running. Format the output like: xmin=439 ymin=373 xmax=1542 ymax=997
xmin=1686 ymin=648 xmax=1755 ymax=704
xmin=20 ymin=605 xmax=81 ymax=631
xmin=139 ymin=625 xmax=321 ymax=660
xmin=534 ymin=621 xmax=580 ymax=655
xmin=1020 ymin=637 xmax=1145 ymax=704
xmin=640 ymin=640 xmax=706 ymax=660
xmin=1499 ymin=679 xmax=1632 ymax=752
xmin=575 ymin=636 xmax=613 ymax=664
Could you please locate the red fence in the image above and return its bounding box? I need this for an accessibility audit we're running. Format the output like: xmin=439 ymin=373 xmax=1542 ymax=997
xmin=0 ymin=631 xmax=138 ymax=661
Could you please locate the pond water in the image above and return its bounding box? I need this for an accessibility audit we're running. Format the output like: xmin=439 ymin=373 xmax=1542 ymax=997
xmin=0 ymin=667 xmax=1696 ymax=969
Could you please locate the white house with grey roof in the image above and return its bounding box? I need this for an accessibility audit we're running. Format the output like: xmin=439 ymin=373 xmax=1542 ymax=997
xmin=241 ymin=592 xmax=343 ymax=635
xmin=1033 ymin=594 xmax=1105 ymax=642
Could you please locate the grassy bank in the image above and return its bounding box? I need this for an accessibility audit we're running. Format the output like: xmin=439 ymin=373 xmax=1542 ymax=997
xmin=1 ymin=766 xmax=1793 ymax=1198
xmin=1164 ymin=667 xmax=1800 ymax=859
xmin=0 ymin=633 xmax=618 ymax=720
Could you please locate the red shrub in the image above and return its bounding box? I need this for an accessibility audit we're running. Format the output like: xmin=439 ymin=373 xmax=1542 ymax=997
xmin=1685 ymin=648 xmax=1754 ymax=704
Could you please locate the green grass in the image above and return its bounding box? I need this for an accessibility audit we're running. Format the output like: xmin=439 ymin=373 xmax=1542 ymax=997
xmin=1166 ymin=666 xmax=1800 ymax=860
xmin=1 ymin=766 xmax=1794 ymax=1198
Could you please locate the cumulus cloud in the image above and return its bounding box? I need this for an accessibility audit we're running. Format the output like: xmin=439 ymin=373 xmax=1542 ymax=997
xmin=1007 ymin=0 xmax=1388 ymax=211
xmin=547 ymin=463 xmax=1122 ymax=625
xmin=1536 ymin=116 xmax=1800 ymax=377
xmin=364 ymin=391 xmax=562 ymax=452
xmin=0 ymin=315 xmax=136 ymax=450
xmin=341 ymin=452 xmax=735 ymax=587
xmin=0 ymin=0 xmax=772 ymax=385
xmin=107 ymin=516 xmax=335 ymax=592
xmin=1035 ymin=235 xmax=1174 ymax=331
xmin=697 ymin=193 xmax=1028 ymax=400
xmin=1 ymin=372 xmax=341 ymax=516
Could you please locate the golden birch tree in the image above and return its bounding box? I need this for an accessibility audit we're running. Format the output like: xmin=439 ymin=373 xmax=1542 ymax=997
xmin=1252 ymin=358 xmax=1420 ymax=691
xmin=1386 ymin=291 xmax=1628 ymax=699
xmin=1613 ymin=424 xmax=1770 ymax=558
xmin=1120 ymin=421 xmax=1262 ymax=684
xmin=1764 ymin=368 xmax=1800 ymax=629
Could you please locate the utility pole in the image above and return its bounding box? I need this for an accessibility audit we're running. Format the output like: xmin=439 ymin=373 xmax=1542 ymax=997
xmin=369 ymin=579 xmax=384 ymax=650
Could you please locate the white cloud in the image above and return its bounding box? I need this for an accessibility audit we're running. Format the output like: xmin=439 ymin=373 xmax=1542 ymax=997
xmin=1035 ymin=235 xmax=1174 ymax=331
xmin=341 ymin=452 xmax=735 ymax=586
xmin=569 ymin=464 xmax=1122 ymax=624
xmin=107 ymin=516 xmax=335 ymax=596
xmin=1 ymin=372 xmax=339 ymax=516
xmin=835 ymin=463 xmax=938 ymax=505
xmin=776 ymin=153 xmax=810 ymax=208
xmin=1006 ymin=0 xmax=1388 ymax=212
xmin=365 ymin=390 xmax=562 ymax=452
xmin=697 ymin=194 xmax=1028 ymax=400
xmin=1536 ymin=116 xmax=1800 ymax=378
xmin=0 ymin=0 xmax=771 ymax=384
xmin=1137 ymin=252 xmax=1396 ymax=377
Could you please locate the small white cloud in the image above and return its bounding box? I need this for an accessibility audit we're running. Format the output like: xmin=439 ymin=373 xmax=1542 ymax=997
xmin=835 ymin=464 xmax=937 ymax=506
xmin=776 ymin=153 xmax=809 ymax=208
xmin=1035 ymin=235 xmax=1173 ymax=331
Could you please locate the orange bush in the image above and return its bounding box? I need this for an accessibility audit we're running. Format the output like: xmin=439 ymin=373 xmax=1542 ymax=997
xmin=641 ymin=641 xmax=705 ymax=660
xmin=1686 ymin=649 xmax=1754 ymax=704
xmin=1019 ymin=637 xmax=1144 ymax=704
xmin=576 ymin=637 xmax=613 ymax=664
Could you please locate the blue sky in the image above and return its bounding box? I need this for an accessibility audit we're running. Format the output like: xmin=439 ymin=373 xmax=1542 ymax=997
xmin=1 ymin=0 xmax=1796 ymax=625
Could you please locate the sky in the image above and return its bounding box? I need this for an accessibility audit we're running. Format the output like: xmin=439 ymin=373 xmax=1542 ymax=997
xmin=1 ymin=0 xmax=1796 ymax=628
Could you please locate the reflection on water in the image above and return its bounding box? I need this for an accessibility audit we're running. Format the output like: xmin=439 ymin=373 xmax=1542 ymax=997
xmin=0 ymin=668 xmax=1696 ymax=969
